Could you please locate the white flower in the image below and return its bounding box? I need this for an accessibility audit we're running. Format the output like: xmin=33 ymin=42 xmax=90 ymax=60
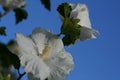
xmin=60 ymin=3 xmax=99 ymax=41
xmin=0 ymin=0 xmax=26 ymax=9
xmin=15 ymin=28 xmax=74 ymax=80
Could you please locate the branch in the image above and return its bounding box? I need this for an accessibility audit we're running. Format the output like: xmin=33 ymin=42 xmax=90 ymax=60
xmin=17 ymin=71 xmax=26 ymax=80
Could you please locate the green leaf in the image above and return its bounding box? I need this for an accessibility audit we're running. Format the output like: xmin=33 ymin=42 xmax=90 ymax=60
xmin=0 ymin=42 xmax=20 ymax=69
xmin=14 ymin=8 xmax=28 ymax=24
xmin=0 ymin=73 xmax=3 ymax=80
xmin=61 ymin=18 xmax=81 ymax=46
xmin=0 ymin=72 xmax=10 ymax=80
xmin=57 ymin=3 xmax=72 ymax=18
xmin=0 ymin=27 xmax=6 ymax=36
xmin=40 ymin=0 xmax=51 ymax=11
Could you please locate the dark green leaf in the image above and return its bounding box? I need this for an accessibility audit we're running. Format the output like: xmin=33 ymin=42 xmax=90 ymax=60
xmin=61 ymin=18 xmax=81 ymax=46
xmin=40 ymin=0 xmax=51 ymax=11
xmin=2 ymin=7 xmax=9 ymax=12
xmin=0 ymin=42 xmax=20 ymax=69
xmin=62 ymin=35 xmax=72 ymax=46
xmin=7 ymin=40 xmax=15 ymax=46
xmin=57 ymin=3 xmax=72 ymax=18
xmin=14 ymin=8 xmax=28 ymax=24
xmin=0 ymin=27 xmax=6 ymax=36
xmin=10 ymin=52 xmax=20 ymax=69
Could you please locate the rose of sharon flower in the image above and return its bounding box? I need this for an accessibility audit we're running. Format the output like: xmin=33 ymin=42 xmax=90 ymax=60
xmin=0 ymin=0 xmax=26 ymax=9
xmin=60 ymin=3 xmax=99 ymax=41
xmin=15 ymin=28 xmax=74 ymax=80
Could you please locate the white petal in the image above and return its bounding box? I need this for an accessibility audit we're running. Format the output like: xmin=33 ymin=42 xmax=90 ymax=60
xmin=16 ymin=33 xmax=37 ymax=55
xmin=47 ymin=37 xmax=64 ymax=59
xmin=80 ymin=27 xmax=99 ymax=41
xmin=70 ymin=3 xmax=91 ymax=28
xmin=45 ymin=49 xmax=74 ymax=80
xmin=31 ymin=33 xmax=47 ymax=55
xmin=0 ymin=0 xmax=26 ymax=9
xmin=20 ymin=54 xmax=50 ymax=80
xmin=32 ymin=27 xmax=53 ymax=39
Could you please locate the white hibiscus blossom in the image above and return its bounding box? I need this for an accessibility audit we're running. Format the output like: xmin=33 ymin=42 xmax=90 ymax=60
xmin=0 ymin=0 xmax=26 ymax=9
xmin=15 ymin=28 xmax=74 ymax=80
xmin=60 ymin=3 xmax=99 ymax=41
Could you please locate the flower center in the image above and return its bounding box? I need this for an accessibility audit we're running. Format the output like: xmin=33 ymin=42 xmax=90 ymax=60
xmin=39 ymin=45 xmax=51 ymax=60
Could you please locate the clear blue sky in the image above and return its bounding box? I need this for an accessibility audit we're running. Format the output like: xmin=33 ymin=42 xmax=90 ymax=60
xmin=0 ymin=0 xmax=120 ymax=80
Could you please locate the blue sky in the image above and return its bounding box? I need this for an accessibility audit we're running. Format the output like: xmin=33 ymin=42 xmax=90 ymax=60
xmin=0 ymin=0 xmax=120 ymax=80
